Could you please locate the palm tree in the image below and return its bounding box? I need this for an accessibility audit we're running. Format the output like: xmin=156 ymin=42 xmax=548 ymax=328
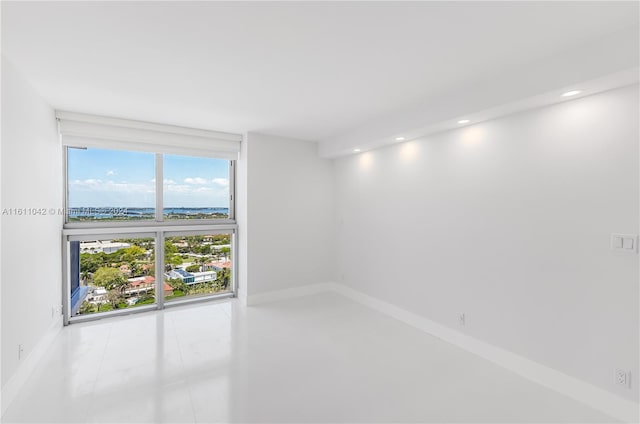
xmin=80 ymin=271 xmax=90 ymax=286
xmin=196 ymin=256 xmax=209 ymax=272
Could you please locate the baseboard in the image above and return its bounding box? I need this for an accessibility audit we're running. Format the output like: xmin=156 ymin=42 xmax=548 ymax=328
xmin=1 ymin=316 xmax=63 ymax=417
xmin=3 ymin=286 xmax=636 ymax=422
xmin=245 ymin=282 xmax=334 ymax=306
xmin=329 ymin=283 xmax=638 ymax=423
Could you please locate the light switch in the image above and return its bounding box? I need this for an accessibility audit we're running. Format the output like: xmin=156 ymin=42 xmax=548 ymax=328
xmin=623 ymin=237 xmax=634 ymax=250
xmin=613 ymin=236 xmax=624 ymax=249
xmin=612 ymin=234 xmax=638 ymax=253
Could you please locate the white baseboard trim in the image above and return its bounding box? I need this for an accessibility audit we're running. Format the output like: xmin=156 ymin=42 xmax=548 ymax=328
xmin=245 ymin=282 xmax=334 ymax=306
xmin=249 ymin=283 xmax=638 ymax=422
xmin=1 ymin=317 xmax=63 ymax=417
xmin=329 ymin=283 xmax=638 ymax=423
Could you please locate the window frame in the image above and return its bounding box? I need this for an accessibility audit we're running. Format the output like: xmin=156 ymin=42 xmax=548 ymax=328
xmin=62 ymin=146 xmax=238 ymax=325
xmin=63 ymin=148 xmax=236 ymax=229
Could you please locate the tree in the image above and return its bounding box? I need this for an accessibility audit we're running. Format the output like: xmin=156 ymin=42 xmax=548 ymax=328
xmin=106 ymin=290 xmax=125 ymax=309
xmin=80 ymin=253 xmax=101 ymax=273
xmin=220 ymin=247 xmax=231 ymax=261
xmin=169 ymin=255 xmax=183 ymax=268
xmin=122 ymin=245 xmax=146 ymax=263
xmin=186 ymin=264 xmax=200 ymax=272
xmin=210 ymin=234 xmax=230 ymax=245
xmin=79 ymin=301 xmax=96 ymax=314
xmin=93 ymin=267 xmax=128 ymax=292
xmin=196 ymin=256 xmax=209 ymax=272
xmin=164 ymin=240 xmax=178 ymax=257
xmin=215 ymin=268 xmax=231 ymax=291
xmin=167 ymin=277 xmax=188 ymax=293
xmin=129 ymin=262 xmax=142 ymax=277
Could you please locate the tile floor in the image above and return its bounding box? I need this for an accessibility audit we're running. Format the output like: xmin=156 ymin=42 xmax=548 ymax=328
xmin=2 ymin=292 xmax=616 ymax=423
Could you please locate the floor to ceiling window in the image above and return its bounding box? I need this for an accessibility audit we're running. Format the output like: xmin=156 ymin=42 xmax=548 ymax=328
xmin=59 ymin=112 xmax=241 ymax=323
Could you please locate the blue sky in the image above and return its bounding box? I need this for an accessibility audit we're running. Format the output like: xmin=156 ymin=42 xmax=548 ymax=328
xmin=68 ymin=148 xmax=230 ymax=208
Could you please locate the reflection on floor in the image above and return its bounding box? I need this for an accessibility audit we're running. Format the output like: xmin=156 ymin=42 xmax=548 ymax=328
xmin=2 ymin=292 xmax=615 ymax=423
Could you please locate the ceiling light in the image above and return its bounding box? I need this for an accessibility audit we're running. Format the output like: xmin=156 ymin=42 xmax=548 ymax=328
xmin=395 ymin=136 xmax=406 ymax=142
xmin=353 ymin=148 xmax=361 ymax=153
xmin=561 ymin=90 xmax=581 ymax=97
xmin=457 ymin=119 xmax=470 ymax=124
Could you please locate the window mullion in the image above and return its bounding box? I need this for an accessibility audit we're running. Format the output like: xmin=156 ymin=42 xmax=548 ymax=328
xmin=156 ymin=231 xmax=165 ymax=309
xmin=155 ymin=153 xmax=163 ymax=222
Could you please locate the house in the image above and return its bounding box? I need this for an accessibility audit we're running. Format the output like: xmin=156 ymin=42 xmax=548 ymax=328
xmin=166 ymin=268 xmax=195 ymax=284
xmin=125 ymin=276 xmax=173 ymax=297
xmin=205 ymin=261 xmax=231 ymax=272
xmin=79 ymin=240 xmax=131 ymax=254
xmin=166 ymin=268 xmax=216 ymax=285
xmin=125 ymin=276 xmax=156 ymax=296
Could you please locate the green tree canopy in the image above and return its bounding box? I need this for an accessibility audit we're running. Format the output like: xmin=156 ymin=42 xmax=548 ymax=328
xmin=93 ymin=267 xmax=128 ymax=291
xmin=122 ymin=245 xmax=146 ymax=262
xmin=165 ymin=241 xmax=178 ymax=256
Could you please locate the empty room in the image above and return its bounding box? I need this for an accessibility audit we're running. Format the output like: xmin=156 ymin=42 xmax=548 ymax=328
xmin=1 ymin=1 xmax=638 ymax=423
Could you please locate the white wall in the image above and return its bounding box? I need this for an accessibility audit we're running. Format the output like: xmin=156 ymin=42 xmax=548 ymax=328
xmin=240 ymin=132 xmax=334 ymax=298
xmin=1 ymin=58 xmax=63 ymax=394
xmin=334 ymin=85 xmax=639 ymax=402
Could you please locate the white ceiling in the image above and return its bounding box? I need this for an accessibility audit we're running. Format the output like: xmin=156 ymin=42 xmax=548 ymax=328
xmin=3 ymin=1 xmax=639 ymax=154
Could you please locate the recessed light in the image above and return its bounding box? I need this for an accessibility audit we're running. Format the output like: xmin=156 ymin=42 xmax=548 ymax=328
xmin=562 ymin=90 xmax=581 ymax=97
xmin=353 ymin=148 xmax=361 ymax=153
xmin=395 ymin=136 xmax=406 ymax=142
xmin=458 ymin=119 xmax=470 ymax=124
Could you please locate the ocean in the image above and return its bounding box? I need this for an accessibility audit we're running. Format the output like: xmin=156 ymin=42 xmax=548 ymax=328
xmin=69 ymin=207 xmax=230 ymax=219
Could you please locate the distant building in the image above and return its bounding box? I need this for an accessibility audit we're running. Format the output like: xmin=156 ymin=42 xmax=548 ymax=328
xmin=125 ymin=276 xmax=173 ymax=297
xmin=80 ymin=240 xmax=131 ymax=254
xmin=205 ymin=261 xmax=231 ymax=272
xmin=166 ymin=268 xmax=216 ymax=285
xmin=167 ymin=268 xmax=195 ymax=283
xmin=192 ymin=271 xmax=217 ymax=284
xmin=86 ymin=287 xmax=108 ymax=303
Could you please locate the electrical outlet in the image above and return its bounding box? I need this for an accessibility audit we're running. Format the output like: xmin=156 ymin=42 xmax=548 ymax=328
xmin=18 ymin=344 xmax=24 ymax=360
xmin=458 ymin=313 xmax=465 ymax=326
xmin=616 ymin=369 xmax=631 ymax=388
xmin=617 ymin=370 xmax=629 ymax=386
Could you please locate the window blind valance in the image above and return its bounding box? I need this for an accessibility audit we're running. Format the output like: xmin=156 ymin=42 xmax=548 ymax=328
xmin=56 ymin=111 xmax=242 ymax=159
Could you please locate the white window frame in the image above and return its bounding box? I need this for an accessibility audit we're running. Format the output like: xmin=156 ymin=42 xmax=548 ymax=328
xmin=63 ymin=148 xmax=236 ymax=228
xmin=62 ymin=145 xmax=238 ymax=324
xmin=63 ymin=225 xmax=238 ymax=325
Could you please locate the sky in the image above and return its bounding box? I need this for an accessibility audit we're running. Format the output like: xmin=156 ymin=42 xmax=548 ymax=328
xmin=68 ymin=148 xmax=230 ymax=208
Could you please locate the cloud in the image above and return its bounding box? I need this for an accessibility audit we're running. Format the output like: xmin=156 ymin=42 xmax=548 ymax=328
xmin=106 ymin=170 xmax=116 ymax=176
xmin=184 ymin=177 xmax=208 ymax=185
xmin=212 ymin=178 xmax=229 ymax=187
xmin=70 ymin=179 xmax=154 ymax=194
xmin=70 ymin=176 xmax=229 ymax=198
xmin=165 ymin=184 xmax=205 ymax=193
xmin=73 ymin=179 xmax=103 ymax=185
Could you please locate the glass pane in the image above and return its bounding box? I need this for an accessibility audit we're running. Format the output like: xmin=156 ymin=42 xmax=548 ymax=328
xmin=163 ymin=155 xmax=230 ymax=220
xmin=71 ymin=237 xmax=156 ymax=317
xmin=164 ymin=234 xmax=233 ymax=302
xmin=67 ymin=147 xmax=156 ymax=222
